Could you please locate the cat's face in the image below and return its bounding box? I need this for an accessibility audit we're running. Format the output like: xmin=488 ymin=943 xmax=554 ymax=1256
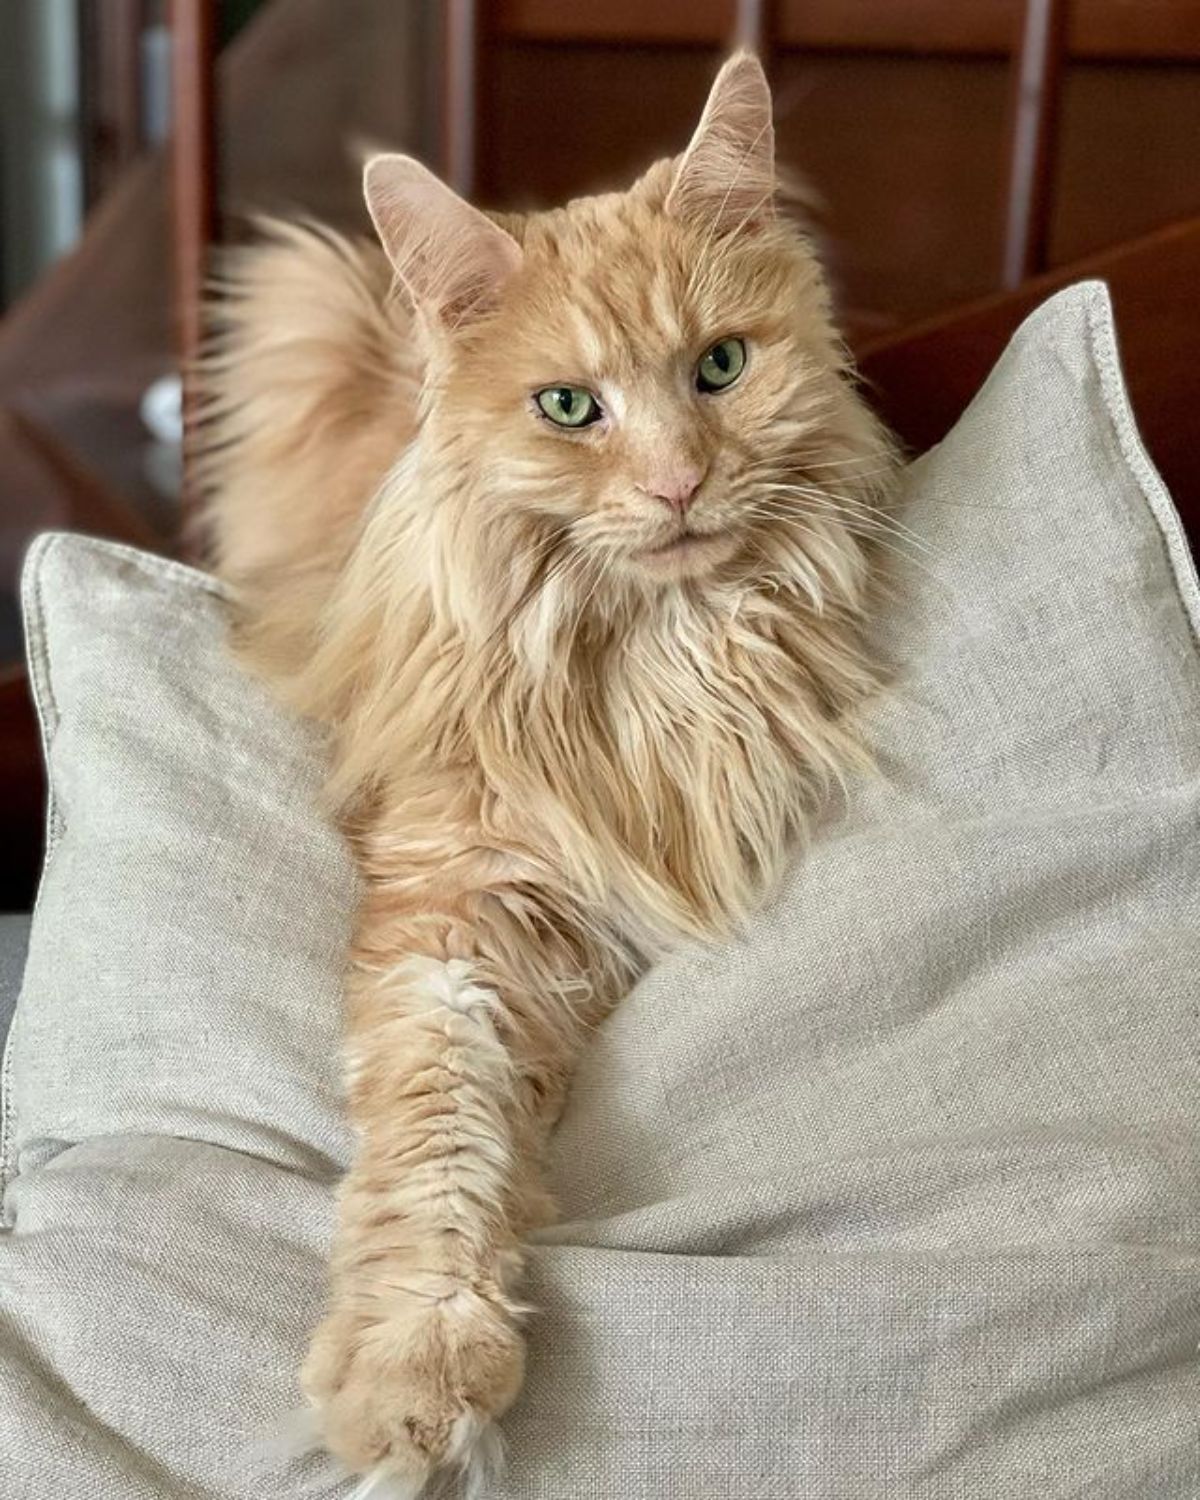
xmin=437 ymin=188 xmax=844 ymax=585
xmin=364 ymin=53 xmax=890 ymax=610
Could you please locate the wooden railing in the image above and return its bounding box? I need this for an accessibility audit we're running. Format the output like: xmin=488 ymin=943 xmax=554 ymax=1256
xmin=1001 ymin=0 xmax=1069 ymax=290
xmin=168 ymin=0 xmax=217 ymax=527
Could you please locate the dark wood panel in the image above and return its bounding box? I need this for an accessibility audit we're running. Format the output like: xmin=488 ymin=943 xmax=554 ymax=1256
xmin=774 ymin=53 xmax=1011 ymax=331
xmin=1052 ymin=64 xmax=1200 ymax=264
xmin=496 ymin=0 xmax=1200 ymax=61
xmin=485 ymin=46 xmax=1009 ymax=327
xmin=4 ymin=406 xmax=161 ymax=551
xmin=80 ymin=0 xmax=146 ymax=207
xmin=485 ymin=45 xmax=1200 ymax=334
xmin=0 ymin=400 xmax=163 ymax=666
xmin=858 ymin=215 xmax=1200 ymax=530
xmin=0 ymin=153 xmax=170 ymax=397
xmin=486 ymin=45 xmax=721 ymax=205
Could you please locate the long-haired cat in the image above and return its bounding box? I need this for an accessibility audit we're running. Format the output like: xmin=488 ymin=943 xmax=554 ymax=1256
xmin=202 ymin=52 xmax=897 ymax=1497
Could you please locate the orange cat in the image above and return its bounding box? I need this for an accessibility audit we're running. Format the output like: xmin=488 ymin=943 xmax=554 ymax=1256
xmin=203 ymin=53 xmax=896 ymax=1498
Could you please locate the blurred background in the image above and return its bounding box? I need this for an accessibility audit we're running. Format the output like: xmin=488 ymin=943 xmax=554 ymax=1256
xmin=0 ymin=0 xmax=1198 ymax=904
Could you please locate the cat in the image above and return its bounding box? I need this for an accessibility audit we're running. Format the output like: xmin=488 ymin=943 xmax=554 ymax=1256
xmin=202 ymin=51 xmax=897 ymax=1499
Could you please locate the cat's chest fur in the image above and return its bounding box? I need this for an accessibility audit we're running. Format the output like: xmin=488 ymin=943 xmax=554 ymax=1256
xmin=478 ymin=587 xmax=860 ymax=956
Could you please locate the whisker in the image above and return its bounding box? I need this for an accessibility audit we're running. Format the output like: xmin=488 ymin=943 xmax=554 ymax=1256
xmin=745 ymin=496 xmax=931 ymax=566
xmin=741 ymin=455 xmax=896 ymax=482
xmin=747 ymin=490 xmax=938 ymax=561
xmin=749 ymin=455 xmax=1024 ymax=514
xmin=762 ymin=510 xmax=966 ymax=604
xmin=762 ymin=486 xmax=937 ymax=557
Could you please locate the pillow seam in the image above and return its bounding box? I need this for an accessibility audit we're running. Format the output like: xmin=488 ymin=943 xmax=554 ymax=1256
xmin=1084 ymin=284 xmax=1200 ymax=650
xmin=42 ymin=531 xmax=231 ymax=601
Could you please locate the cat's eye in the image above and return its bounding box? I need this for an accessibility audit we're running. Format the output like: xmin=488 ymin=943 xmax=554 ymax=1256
xmin=696 ymin=337 xmax=746 ymax=393
xmin=536 ymin=386 xmax=602 ymax=429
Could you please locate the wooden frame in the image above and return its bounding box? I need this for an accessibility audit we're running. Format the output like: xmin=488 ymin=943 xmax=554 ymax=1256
xmin=79 ymin=0 xmax=147 ymax=206
xmin=169 ymin=0 xmax=217 ymax=546
xmin=490 ymin=1 xmax=1196 ymax=61
xmin=442 ymin=0 xmax=484 ymax=196
xmin=1002 ymin=0 xmax=1069 ymax=287
xmin=733 ymin=0 xmax=779 ymax=57
xmin=860 ymin=213 xmax=1200 ymax=525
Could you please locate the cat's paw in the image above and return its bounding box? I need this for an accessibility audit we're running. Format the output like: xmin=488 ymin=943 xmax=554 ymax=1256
xmin=302 ymin=1286 xmax=525 ymax=1493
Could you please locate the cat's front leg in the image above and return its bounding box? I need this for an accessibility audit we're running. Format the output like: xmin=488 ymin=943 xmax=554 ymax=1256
xmin=304 ymin=888 xmax=597 ymax=1491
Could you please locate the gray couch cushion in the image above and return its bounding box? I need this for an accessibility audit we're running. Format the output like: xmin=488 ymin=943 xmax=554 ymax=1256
xmin=1 ymin=283 xmax=1198 ymax=1499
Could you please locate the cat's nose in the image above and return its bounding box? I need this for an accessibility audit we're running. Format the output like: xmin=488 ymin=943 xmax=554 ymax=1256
xmin=637 ymin=465 xmax=706 ymax=515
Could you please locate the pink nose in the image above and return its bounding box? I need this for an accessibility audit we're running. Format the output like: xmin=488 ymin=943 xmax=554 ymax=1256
xmin=637 ymin=466 xmax=706 ymax=515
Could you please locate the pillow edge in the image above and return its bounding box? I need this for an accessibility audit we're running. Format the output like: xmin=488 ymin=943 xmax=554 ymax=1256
xmin=4 ymin=534 xmax=232 ymax=1214
xmin=4 ymin=534 xmax=68 ymax=1214
xmin=26 ymin=530 xmax=230 ymax=602
xmin=1081 ymin=281 xmax=1200 ymax=652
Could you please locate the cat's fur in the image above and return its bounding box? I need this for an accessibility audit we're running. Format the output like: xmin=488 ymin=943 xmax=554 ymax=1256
xmin=202 ymin=53 xmax=896 ymax=1497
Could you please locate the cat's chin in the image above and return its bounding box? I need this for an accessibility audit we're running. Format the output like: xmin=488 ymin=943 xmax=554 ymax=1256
xmin=628 ymin=529 xmax=739 ymax=582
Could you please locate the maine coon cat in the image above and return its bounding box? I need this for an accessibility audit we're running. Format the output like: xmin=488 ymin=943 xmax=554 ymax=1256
xmin=203 ymin=52 xmax=897 ymax=1497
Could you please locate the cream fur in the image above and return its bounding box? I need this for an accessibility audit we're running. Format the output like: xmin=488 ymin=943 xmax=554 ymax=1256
xmin=202 ymin=52 xmax=898 ymax=1494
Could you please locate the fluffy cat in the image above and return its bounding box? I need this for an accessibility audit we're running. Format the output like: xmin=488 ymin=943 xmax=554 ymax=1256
xmin=202 ymin=52 xmax=897 ymax=1497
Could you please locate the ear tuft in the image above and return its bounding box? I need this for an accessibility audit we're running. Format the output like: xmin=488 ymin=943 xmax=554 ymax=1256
xmin=363 ymin=154 xmax=522 ymax=329
xmin=666 ymin=52 xmax=775 ymax=233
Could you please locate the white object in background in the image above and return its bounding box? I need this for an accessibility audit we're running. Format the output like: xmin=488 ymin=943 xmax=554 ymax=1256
xmin=140 ymin=374 xmax=183 ymax=447
xmin=140 ymin=373 xmax=183 ymax=502
xmin=141 ymin=22 xmax=173 ymax=146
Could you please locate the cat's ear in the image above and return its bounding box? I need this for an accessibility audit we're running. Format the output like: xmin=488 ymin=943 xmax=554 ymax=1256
xmin=666 ymin=51 xmax=775 ymax=232
xmin=363 ymin=153 xmax=522 ymax=328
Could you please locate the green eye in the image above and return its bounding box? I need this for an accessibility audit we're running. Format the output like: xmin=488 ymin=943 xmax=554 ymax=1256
xmin=536 ymin=386 xmax=602 ymax=428
xmin=696 ymin=337 xmax=746 ymax=393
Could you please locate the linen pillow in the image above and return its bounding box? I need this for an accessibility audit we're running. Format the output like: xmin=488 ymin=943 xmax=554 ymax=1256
xmin=2 ymin=283 xmax=1198 ymax=1499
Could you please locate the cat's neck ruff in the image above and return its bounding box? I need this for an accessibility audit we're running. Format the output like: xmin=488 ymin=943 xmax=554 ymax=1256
xmin=318 ymin=443 xmax=876 ymax=952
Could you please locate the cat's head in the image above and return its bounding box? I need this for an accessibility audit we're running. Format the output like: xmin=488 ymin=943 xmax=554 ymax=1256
xmin=363 ymin=53 xmax=892 ymax=614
